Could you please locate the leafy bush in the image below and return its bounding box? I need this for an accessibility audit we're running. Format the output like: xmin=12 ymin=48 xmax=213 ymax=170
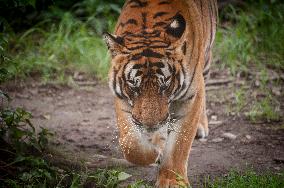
xmin=0 ymin=101 xmax=57 ymax=187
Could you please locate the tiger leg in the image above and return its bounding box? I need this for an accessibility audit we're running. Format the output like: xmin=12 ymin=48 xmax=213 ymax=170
xmin=196 ymin=93 xmax=209 ymax=139
xmin=196 ymin=52 xmax=211 ymax=139
xmin=115 ymin=99 xmax=161 ymax=165
xmin=156 ymin=80 xmax=205 ymax=187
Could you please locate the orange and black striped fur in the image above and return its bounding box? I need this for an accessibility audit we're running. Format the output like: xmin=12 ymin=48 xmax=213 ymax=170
xmin=103 ymin=0 xmax=217 ymax=187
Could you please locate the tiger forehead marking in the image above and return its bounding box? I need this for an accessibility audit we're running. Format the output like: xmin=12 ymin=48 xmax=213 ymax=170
xmin=117 ymin=0 xmax=186 ymax=39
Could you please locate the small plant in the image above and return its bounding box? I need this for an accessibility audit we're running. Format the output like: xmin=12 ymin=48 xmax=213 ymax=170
xmin=169 ymin=170 xmax=191 ymax=188
xmin=247 ymin=96 xmax=280 ymax=123
xmin=0 ymin=96 xmax=57 ymax=187
xmin=0 ymin=107 xmax=53 ymax=153
xmin=127 ymin=180 xmax=152 ymax=188
xmin=204 ymin=170 xmax=284 ymax=188
xmin=88 ymin=168 xmax=132 ymax=188
xmin=234 ymin=88 xmax=247 ymax=113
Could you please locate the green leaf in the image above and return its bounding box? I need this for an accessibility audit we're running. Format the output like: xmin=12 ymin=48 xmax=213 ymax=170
xmin=70 ymin=173 xmax=81 ymax=188
xmin=117 ymin=171 xmax=132 ymax=181
xmin=0 ymin=90 xmax=11 ymax=101
xmin=10 ymin=126 xmax=26 ymax=139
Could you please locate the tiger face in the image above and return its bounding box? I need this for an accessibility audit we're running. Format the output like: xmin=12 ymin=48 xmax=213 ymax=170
xmin=103 ymin=12 xmax=190 ymax=131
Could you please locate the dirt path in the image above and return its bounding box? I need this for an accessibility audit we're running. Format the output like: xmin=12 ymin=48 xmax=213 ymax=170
xmin=5 ymin=77 xmax=284 ymax=186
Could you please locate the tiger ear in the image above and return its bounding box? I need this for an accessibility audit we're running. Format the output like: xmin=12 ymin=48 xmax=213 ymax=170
xmin=103 ymin=32 xmax=125 ymax=57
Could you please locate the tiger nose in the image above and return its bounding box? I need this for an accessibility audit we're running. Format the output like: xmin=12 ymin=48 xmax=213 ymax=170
xmin=132 ymin=113 xmax=169 ymax=127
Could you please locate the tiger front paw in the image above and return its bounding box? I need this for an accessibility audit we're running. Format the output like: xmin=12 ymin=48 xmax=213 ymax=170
xmin=156 ymin=170 xmax=189 ymax=188
xmin=155 ymin=178 xmax=178 ymax=188
xmin=195 ymin=123 xmax=209 ymax=139
xmin=155 ymin=178 xmax=190 ymax=188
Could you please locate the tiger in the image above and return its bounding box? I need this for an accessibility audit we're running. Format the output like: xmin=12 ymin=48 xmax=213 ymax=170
xmin=103 ymin=0 xmax=218 ymax=187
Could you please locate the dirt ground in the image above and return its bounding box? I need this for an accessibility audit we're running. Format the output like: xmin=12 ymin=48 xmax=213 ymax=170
xmin=4 ymin=71 xmax=284 ymax=186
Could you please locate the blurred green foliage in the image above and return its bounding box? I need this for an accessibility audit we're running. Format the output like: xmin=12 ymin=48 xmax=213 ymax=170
xmin=215 ymin=0 xmax=284 ymax=73
xmin=204 ymin=170 xmax=284 ymax=188
xmin=0 ymin=0 xmax=125 ymax=81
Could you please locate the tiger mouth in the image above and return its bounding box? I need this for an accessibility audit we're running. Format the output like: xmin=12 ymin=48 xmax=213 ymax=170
xmin=132 ymin=118 xmax=163 ymax=133
xmin=131 ymin=114 xmax=184 ymax=133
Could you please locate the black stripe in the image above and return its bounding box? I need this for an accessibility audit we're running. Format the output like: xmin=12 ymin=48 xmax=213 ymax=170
xmin=170 ymin=72 xmax=180 ymax=97
xmin=168 ymin=62 xmax=173 ymax=73
xmin=178 ymin=64 xmax=197 ymax=100
xmin=131 ymin=54 xmax=142 ymax=60
xmin=128 ymin=39 xmax=168 ymax=46
xmin=175 ymin=27 xmax=197 ymax=100
xmin=153 ymin=21 xmax=167 ymax=28
xmin=127 ymin=44 xmax=169 ymax=51
xmin=127 ymin=0 xmax=148 ymax=8
xmin=132 ymin=64 xmax=144 ymax=69
xmin=182 ymin=42 xmax=187 ymax=55
xmin=119 ymin=19 xmax=138 ymax=28
xmin=125 ymin=19 xmax=138 ymax=26
xmin=203 ymin=68 xmax=210 ymax=77
xmin=158 ymin=0 xmax=171 ymax=5
xmin=174 ymin=62 xmax=186 ymax=96
xmin=121 ymin=62 xmax=131 ymax=100
xmin=121 ymin=63 xmax=128 ymax=83
xmin=200 ymin=0 xmax=203 ymax=17
xmin=149 ymin=61 xmax=165 ymax=68
xmin=156 ymin=69 xmax=163 ymax=75
xmin=153 ymin=12 xmax=168 ymax=19
xmin=112 ymin=70 xmax=123 ymax=99
xmin=142 ymin=12 xmax=147 ymax=30
xmin=140 ymin=48 xmax=163 ymax=58
xmin=135 ymin=70 xmax=143 ymax=77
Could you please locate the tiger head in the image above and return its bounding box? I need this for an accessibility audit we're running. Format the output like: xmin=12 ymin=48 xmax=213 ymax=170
xmin=103 ymin=11 xmax=196 ymax=131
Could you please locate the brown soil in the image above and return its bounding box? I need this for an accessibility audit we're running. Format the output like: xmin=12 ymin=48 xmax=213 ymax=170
xmin=4 ymin=73 xmax=284 ymax=186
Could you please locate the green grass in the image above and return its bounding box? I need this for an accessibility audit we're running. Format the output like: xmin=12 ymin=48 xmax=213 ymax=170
xmin=4 ymin=12 xmax=111 ymax=82
xmin=0 ymin=0 xmax=124 ymax=82
xmin=203 ymin=170 xmax=284 ymax=188
xmin=214 ymin=1 xmax=284 ymax=123
xmin=247 ymin=95 xmax=281 ymax=122
xmin=214 ymin=1 xmax=284 ymax=74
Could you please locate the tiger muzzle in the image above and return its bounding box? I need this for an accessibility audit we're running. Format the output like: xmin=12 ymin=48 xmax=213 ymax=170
xmin=132 ymin=92 xmax=169 ymax=129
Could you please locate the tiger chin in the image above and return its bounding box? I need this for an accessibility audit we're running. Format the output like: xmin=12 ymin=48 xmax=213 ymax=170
xmin=103 ymin=0 xmax=217 ymax=187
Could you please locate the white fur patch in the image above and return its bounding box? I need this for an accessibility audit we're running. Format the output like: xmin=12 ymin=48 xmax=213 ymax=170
xmin=160 ymin=120 xmax=182 ymax=163
xmin=170 ymin=20 xmax=179 ymax=29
